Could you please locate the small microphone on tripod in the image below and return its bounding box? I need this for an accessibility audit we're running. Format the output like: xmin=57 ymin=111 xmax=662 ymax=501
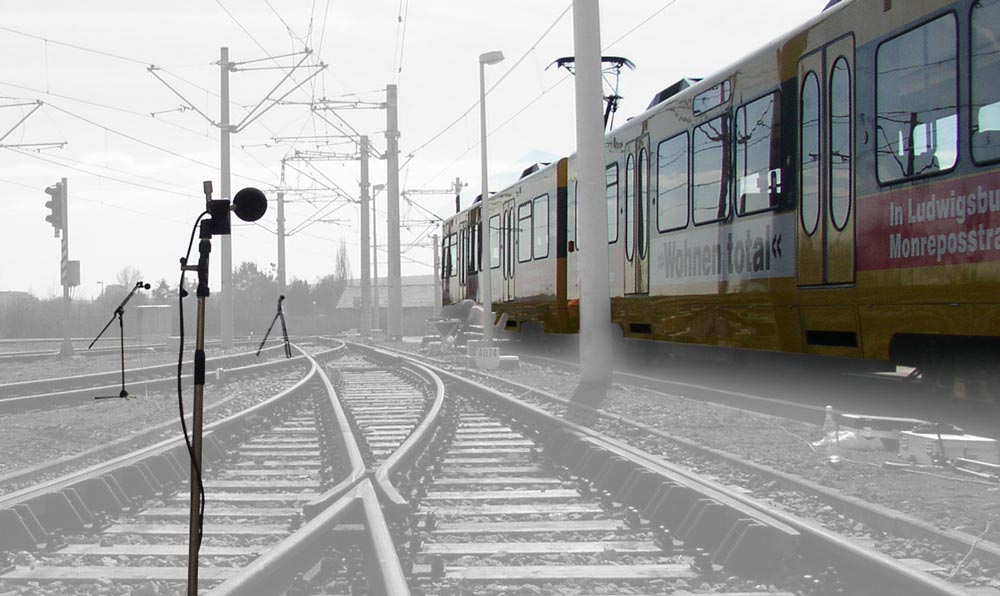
xmin=257 ymin=294 xmax=291 ymax=358
xmin=91 ymin=281 xmax=150 ymax=400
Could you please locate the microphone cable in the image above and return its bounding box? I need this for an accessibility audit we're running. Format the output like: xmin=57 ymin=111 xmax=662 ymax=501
xmin=176 ymin=211 xmax=208 ymax=555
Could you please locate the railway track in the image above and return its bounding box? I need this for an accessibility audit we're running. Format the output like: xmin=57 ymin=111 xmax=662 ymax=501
xmin=1 ymin=399 xmax=337 ymax=587
xmin=405 ymin=397 xmax=799 ymax=595
xmin=357 ymin=341 xmax=993 ymax=596
xmin=0 ymin=344 xmax=288 ymax=414
xmin=0 ymin=339 xmax=261 ymax=365
xmin=1 ymin=339 xmax=990 ymax=594
xmin=515 ymin=344 xmax=998 ymax=437
xmin=326 ymin=352 xmax=434 ymax=467
xmin=0 ymin=344 xmax=148 ymax=364
xmin=0 ymin=343 xmax=408 ymax=594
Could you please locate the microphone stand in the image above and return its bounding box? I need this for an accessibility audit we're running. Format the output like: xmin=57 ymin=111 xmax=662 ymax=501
xmin=181 ymin=182 xmax=268 ymax=596
xmin=91 ymin=281 xmax=148 ymax=400
xmin=256 ymin=295 xmax=292 ymax=358
xmin=182 ymin=203 xmax=213 ymax=596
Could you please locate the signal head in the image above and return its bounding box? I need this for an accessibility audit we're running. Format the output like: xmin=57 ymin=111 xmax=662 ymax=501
xmin=44 ymin=182 xmax=64 ymax=233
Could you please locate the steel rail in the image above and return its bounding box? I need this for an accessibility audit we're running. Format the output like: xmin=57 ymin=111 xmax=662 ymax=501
xmin=205 ymin=478 xmax=409 ymax=596
xmin=0 ymin=344 xmax=286 ymax=399
xmin=0 ymin=345 xmax=338 ymax=543
xmin=0 ymin=345 xmax=158 ymax=364
xmin=0 ymin=346 xmax=297 ymax=415
xmin=0 ymin=338 xmax=261 ymax=364
xmin=312 ymin=341 xmax=450 ymax=520
xmin=523 ymin=352 xmax=828 ymax=423
xmin=208 ymin=343 xmax=422 ymax=596
xmin=382 ymin=349 xmax=983 ymax=596
xmin=0 ymin=343 xmax=414 ymax=594
xmin=457 ymin=361 xmax=1000 ymax=572
xmin=385 ymin=344 xmax=1000 ymax=570
xmin=371 ymin=356 xmax=446 ymax=521
xmin=301 ymin=348 xmax=369 ymax=519
xmin=0 ymin=347 xmax=322 ymax=492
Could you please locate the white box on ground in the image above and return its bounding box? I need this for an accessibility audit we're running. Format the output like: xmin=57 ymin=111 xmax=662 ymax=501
xmin=497 ymin=355 xmax=520 ymax=369
xmin=838 ymin=413 xmax=927 ymax=446
xmin=898 ymin=431 xmax=998 ymax=465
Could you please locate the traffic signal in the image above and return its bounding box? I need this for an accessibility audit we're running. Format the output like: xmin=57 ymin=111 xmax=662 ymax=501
xmin=44 ymin=182 xmax=63 ymax=236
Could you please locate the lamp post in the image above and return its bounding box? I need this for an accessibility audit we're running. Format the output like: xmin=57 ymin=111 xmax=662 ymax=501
xmin=479 ymin=50 xmax=504 ymax=344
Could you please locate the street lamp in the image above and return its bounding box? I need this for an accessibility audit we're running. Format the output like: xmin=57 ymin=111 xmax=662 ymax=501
xmin=479 ymin=50 xmax=504 ymax=344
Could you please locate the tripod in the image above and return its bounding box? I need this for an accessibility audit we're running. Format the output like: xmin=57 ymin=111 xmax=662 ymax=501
xmin=257 ymin=295 xmax=291 ymax=358
xmin=91 ymin=281 xmax=149 ymax=399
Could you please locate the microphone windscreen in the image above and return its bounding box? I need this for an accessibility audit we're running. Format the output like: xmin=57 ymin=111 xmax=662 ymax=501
xmin=233 ymin=187 xmax=268 ymax=222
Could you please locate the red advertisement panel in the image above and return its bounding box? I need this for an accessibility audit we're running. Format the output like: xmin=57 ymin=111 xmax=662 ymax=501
xmin=857 ymin=172 xmax=1000 ymax=271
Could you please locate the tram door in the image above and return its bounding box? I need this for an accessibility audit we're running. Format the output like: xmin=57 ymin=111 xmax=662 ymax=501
xmin=501 ymin=199 xmax=517 ymax=302
xmin=624 ymin=136 xmax=651 ymax=295
xmin=797 ymin=36 xmax=856 ymax=287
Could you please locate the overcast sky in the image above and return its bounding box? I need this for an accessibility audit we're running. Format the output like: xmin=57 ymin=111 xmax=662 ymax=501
xmin=0 ymin=0 xmax=829 ymax=300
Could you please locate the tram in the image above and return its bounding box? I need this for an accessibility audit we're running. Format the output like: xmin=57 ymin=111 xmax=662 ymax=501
xmin=442 ymin=0 xmax=1000 ymax=381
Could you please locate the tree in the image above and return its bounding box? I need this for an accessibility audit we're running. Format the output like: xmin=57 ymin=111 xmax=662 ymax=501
xmin=116 ymin=266 xmax=142 ymax=288
xmin=233 ymin=262 xmax=277 ymax=337
xmin=313 ymin=274 xmax=346 ymax=312
xmin=335 ymin=239 xmax=352 ymax=283
xmin=151 ymin=279 xmax=172 ymax=304
xmin=285 ymin=279 xmax=311 ymax=315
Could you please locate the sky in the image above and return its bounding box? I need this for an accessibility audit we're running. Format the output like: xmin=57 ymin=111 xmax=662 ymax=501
xmin=0 ymin=0 xmax=829 ymax=301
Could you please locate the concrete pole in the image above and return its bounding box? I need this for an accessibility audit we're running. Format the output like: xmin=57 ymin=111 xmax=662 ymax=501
xmin=59 ymin=177 xmax=73 ymax=357
xmin=386 ymin=84 xmax=403 ymax=340
xmin=432 ymin=233 xmax=441 ymax=317
xmin=360 ymin=136 xmax=372 ymax=338
xmin=372 ymin=192 xmax=380 ymax=331
xmin=479 ymin=60 xmax=493 ymax=344
xmin=573 ymin=0 xmax=613 ymax=403
xmin=220 ymin=47 xmax=234 ymax=348
xmin=276 ymin=160 xmax=287 ymax=299
xmin=276 ymin=191 xmax=286 ymax=297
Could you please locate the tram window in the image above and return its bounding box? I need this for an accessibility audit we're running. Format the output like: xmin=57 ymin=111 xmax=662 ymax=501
xmin=693 ymin=79 xmax=732 ymax=115
xmin=470 ymin=222 xmax=479 ymax=274
xmin=446 ymin=233 xmax=457 ymax=278
xmin=656 ymin=133 xmax=689 ymax=232
xmin=830 ymin=58 xmax=852 ymax=230
xmin=518 ymin=201 xmax=533 ymax=263
xmin=692 ymin=114 xmax=732 ymax=224
xmin=625 ymin=154 xmax=635 ymax=260
xmin=638 ymin=148 xmax=649 ymax=259
xmin=801 ymin=73 xmax=821 ymax=235
xmin=440 ymin=235 xmax=448 ymax=279
xmin=490 ymin=214 xmax=501 ymax=268
xmin=606 ymin=164 xmax=619 ymax=243
xmin=735 ymin=91 xmax=782 ymax=216
xmin=532 ymin=194 xmax=549 ymax=259
xmin=972 ymin=0 xmax=1000 ymax=163
xmin=876 ymin=14 xmax=957 ymax=183
xmin=459 ymin=228 xmax=466 ymax=284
